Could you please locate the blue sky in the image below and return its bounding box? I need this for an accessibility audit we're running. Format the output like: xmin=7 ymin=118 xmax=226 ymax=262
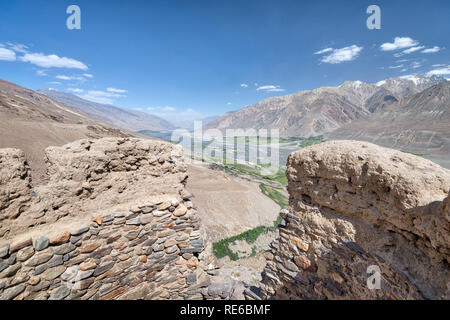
xmin=0 ymin=0 xmax=449 ymax=122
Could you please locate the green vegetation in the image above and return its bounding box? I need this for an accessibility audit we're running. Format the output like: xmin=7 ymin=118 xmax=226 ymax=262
xmin=212 ymin=215 xmax=282 ymax=260
xmin=259 ymin=184 xmax=289 ymax=208
xmin=298 ymin=135 xmax=324 ymax=147
xmin=138 ymin=130 xmax=174 ymax=142
xmin=220 ymin=162 xmax=288 ymax=185
xmin=401 ymin=150 xmax=426 ymax=157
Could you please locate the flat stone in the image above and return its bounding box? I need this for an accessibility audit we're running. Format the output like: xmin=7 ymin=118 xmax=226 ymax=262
xmin=158 ymin=202 xmax=172 ymax=210
xmin=27 ymin=276 xmax=40 ymax=285
xmin=173 ymin=204 xmax=187 ymax=217
xmin=49 ymin=285 xmax=71 ymax=300
xmin=43 ymin=266 xmax=66 ymax=281
xmin=140 ymin=214 xmax=153 ymax=225
xmin=54 ymin=243 xmax=76 ymax=255
xmin=190 ymin=238 xmax=204 ymax=248
xmin=24 ymin=252 xmax=53 ymax=267
xmin=164 ymin=238 xmax=177 ymax=248
xmin=80 ymin=242 xmax=100 ymax=253
xmin=79 ymin=261 xmax=96 ymax=271
xmin=181 ymin=247 xmax=202 ymax=254
xmin=6 ymin=254 xmax=16 ymax=265
xmin=152 ymin=244 xmax=164 ymax=252
xmin=34 ymin=255 xmax=64 ymax=275
xmin=93 ymin=262 xmax=114 ymax=276
xmin=71 ymin=227 xmax=89 ymax=236
xmin=0 ymin=244 xmax=9 ymax=258
xmin=92 ymin=217 xmax=103 ymax=225
xmin=16 ymin=246 xmax=35 ymax=262
xmin=10 ymin=238 xmax=32 ymax=253
xmin=33 ymin=236 xmax=50 ymax=251
xmin=78 ymin=269 xmax=95 ymax=280
xmin=60 ymin=266 xmax=77 ymax=281
xmin=0 ymin=284 xmax=25 ymax=300
xmin=118 ymin=253 xmax=130 ymax=261
xmin=106 ymin=235 xmax=121 ymax=244
xmin=165 ymin=245 xmax=178 ymax=254
xmin=126 ymin=217 xmax=140 ymax=225
xmin=152 ymin=210 xmax=167 ymax=217
xmin=50 ymin=232 xmax=71 ymax=245
xmin=70 ymin=235 xmax=83 ymax=244
xmin=90 ymin=246 xmax=112 ymax=259
xmin=0 ymin=264 xmax=21 ymax=278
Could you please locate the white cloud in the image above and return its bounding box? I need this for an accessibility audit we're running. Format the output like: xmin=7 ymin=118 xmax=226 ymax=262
xmin=6 ymin=43 xmax=29 ymax=53
xmin=240 ymin=83 xmax=248 ymax=88
xmin=0 ymin=48 xmax=16 ymax=61
xmin=256 ymin=85 xmax=286 ymax=92
xmin=314 ymin=48 xmax=333 ymax=55
xmin=55 ymin=75 xmax=86 ymax=81
xmin=432 ymin=64 xmax=446 ymax=67
xmin=411 ymin=61 xmax=422 ymax=69
xmin=426 ymin=66 xmax=450 ymax=77
xmin=82 ymin=73 xmax=94 ymax=78
xmin=380 ymin=37 xmax=419 ymax=51
xmin=422 ymin=46 xmax=441 ymax=53
xmin=20 ymin=53 xmax=88 ymax=70
xmin=320 ymin=45 xmax=363 ymax=64
xmin=48 ymin=81 xmax=61 ymax=85
xmin=389 ymin=64 xmax=404 ymax=69
xmin=402 ymin=46 xmax=425 ymax=54
xmin=147 ymin=106 xmax=175 ymax=112
xmin=227 ymin=102 xmax=232 ymax=105
xmin=107 ymin=87 xmax=128 ymax=93
xmin=77 ymin=90 xmax=126 ymax=105
xmin=36 ymin=70 xmax=47 ymax=76
xmin=56 ymin=74 xmax=89 ymax=81
xmin=67 ymin=88 xmax=84 ymax=93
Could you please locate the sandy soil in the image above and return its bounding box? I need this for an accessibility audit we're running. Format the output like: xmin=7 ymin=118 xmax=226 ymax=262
xmin=186 ymin=162 xmax=280 ymax=242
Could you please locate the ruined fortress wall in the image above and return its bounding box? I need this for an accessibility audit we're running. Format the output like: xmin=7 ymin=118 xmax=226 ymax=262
xmin=0 ymin=138 xmax=230 ymax=300
xmin=260 ymin=141 xmax=450 ymax=300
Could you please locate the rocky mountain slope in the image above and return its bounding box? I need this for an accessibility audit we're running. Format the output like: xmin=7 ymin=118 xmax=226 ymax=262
xmin=206 ymin=75 xmax=444 ymax=137
xmin=328 ymin=81 xmax=450 ymax=168
xmin=259 ymin=141 xmax=450 ymax=300
xmin=0 ymin=79 xmax=133 ymax=183
xmin=38 ymin=89 xmax=175 ymax=132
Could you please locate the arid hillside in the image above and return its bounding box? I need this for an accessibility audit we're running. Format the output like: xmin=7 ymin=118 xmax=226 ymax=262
xmin=328 ymin=81 xmax=450 ymax=168
xmin=206 ymin=76 xmax=444 ymax=137
xmin=0 ymin=79 xmax=134 ymax=183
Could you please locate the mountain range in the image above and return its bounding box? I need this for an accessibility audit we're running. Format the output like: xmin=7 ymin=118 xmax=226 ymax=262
xmin=0 ymin=79 xmax=134 ymax=183
xmin=329 ymin=81 xmax=450 ymax=168
xmin=38 ymin=89 xmax=175 ymax=132
xmin=206 ymin=75 xmax=445 ymax=137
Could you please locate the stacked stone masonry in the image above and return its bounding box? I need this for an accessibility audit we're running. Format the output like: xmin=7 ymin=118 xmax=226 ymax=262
xmin=260 ymin=141 xmax=450 ymax=300
xmin=0 ymin=137 xmax=232 ymax=300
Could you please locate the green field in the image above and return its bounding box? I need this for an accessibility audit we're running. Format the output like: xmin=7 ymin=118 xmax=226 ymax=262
xmin=259 ymin=184 xmax=289 ymax=208
xmin=212 ymin=215 xmax=282 ymax=260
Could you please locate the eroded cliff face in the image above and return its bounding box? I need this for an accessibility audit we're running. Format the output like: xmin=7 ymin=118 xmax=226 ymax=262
xmin=0 ymin=138 xmax=233 ymax=300
xmin=260 ymin=141 xmax=450 ymax=300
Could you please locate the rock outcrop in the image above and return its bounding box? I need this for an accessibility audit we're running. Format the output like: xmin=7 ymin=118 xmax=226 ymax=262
xmin=260 ymin=141 xmax=450 ymax=300
xmin=0 ymin=138 xmax=234 ymax=300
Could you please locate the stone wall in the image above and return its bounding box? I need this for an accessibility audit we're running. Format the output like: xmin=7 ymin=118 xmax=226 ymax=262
xmin=0 ymin=137 xmax=233 ymax=300
xmin=260 ymin=141 xmax=450 ymax=300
